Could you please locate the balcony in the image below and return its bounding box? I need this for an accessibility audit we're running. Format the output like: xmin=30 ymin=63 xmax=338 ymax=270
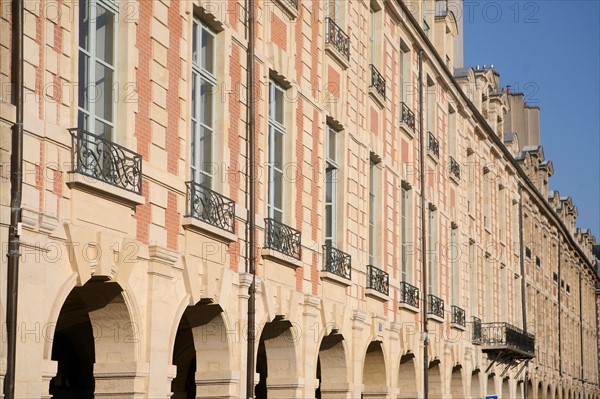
xmin=264 ymin=218 xmax=302 ymax=260
xmin=427 ymin=294 xmax=444 ymax=321
xmin=427 ymin=132 xmax=440 ymax=159
xmin=449 ymin=156 xmax=460 ymax=181
xmin=321 ymin=244 xmax=352 ymax=284
xmin=451 ymin=305 xmax=466 ymax=328
xmin=325 ymin=17 xmax=350 ymax=64
xmin=274 ymin=0 xmax=298 ymax=18
xmin=472 ymin=317 xmax=482 ymax=344
xmin=366 ymin=265 xmax=389 ymax=300
xmin=369 ymin=64 xmax=386 ymax=100
xmin=185 ymin=181 xmax=235 ymax=234
xmin=69 ymin=128 xmax=142 ymax=195
xmin=399 ymin=281 xmax=419 ymax=311
xmin=400 ymin=102 xmax=416 ymax=132
xmin=481 ymin=322 xmax=535 ymax=360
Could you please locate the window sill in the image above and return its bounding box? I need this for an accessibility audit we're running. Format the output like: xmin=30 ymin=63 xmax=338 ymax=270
xmin=365 ymin=288 xmax=389 ymax=302
xmin=261 ymin=247 xmax=303 ymax=269
xmin=448 ymin=172 xmax=460 ymax=185
xmin=384 ymin=0 xmax=403 ymax=21
xmin=325 ymin=44 xmax=350 ymax=70
xmin=368 ymin=87 xmax=385 ymax=109
xmin=451 ymin=323 xmax=467 ymax=331
xmin=427 ymin=314 xmax=445 ymax=323
xmin=182 ymin=216 xmax=236 ymax=244
xmin=320 ymin=271 xmax=352 ymax=287
xmin=427 ymin=151 xmax=439 ymax=163
xmin=468 ymin=212 xmax=476 ymax=221
xmin=399 ymin=122 xmax=416 ymax=140
xmin=484 ymin=226 xmax=492 ymax=235
xmin=399 ymin=303 xmax=420 ymax=313
xmin=67 ymin=172 xmax=145 ymax=206
xmin=274 ymin=0 xmax=298 ymax=19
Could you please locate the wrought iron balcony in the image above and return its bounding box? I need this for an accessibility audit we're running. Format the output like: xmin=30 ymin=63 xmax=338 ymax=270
xmin=472 ymin=317 xmax=482 ymax=344
xmin=427 ymin=294 xmax=444 ymax=319
xmin=264 ymin=218 xmax=301 ymax=260
xmin=69 ymin=128 xmax=142 ymax=194
xmin=400 ymin=102 xmax=416 ymax=131
xmin=399 ymin=281 xmax=419 ymax=309
xmin=451 ymin=305 xmax=466 ymax=327
xmin=369 ymin=64 xmax=386 ymax=99
xmin=366 ymin=265 xmax=389 ymax=296
xmin=481 ymin=322 xmax=535 ymax=359
xmin=284 ymin=0 xmax=298 ymax=10
xmin=322 ymin=244 xmax=351 ymax=280
xmin=449 ymin=156 xmax=460 ymax=180
xmin=185 ymin=181 xmax=235 ymax=233
xmin=427 ymin=132 xmax=440 ymax=158
xmin=325 ymin=17 xmax=350 ymax=61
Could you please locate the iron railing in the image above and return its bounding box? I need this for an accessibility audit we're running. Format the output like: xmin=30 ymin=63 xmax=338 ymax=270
xmin=264 ymin=218 xmax=302 ymax=259
xmin=366 ymin=265 xmax=389 ymax=296
xmin=427 ymin=132 xmax=439 ymax=158
xmin=481 ymin=322 xmax=535 ymax=358
xmin=325 ymin=17 xmax=350 ymax=61
xmin=400 ymin=102 xmax=415 ymax=131
xmin=451 ymin=305 xmax=466 ymax=327
xmin=322 ymin=244 xmax=351 ymax=280
xmin=399 ymin=281 xmax=419 ymax=308
xmin=69 ymin=128 xmax=142 ymax=194
xmin=285 ymin=0 xmax=298 ymax=10
xmin=472 ymin=317 xmax=482 ymax=344
xmin=449 ymin=156 xmax=460 ymax=180
xmin=185 ymin=181 xmax=235 ymax=233
xmin=427 ymin=294 xmax=444 ymax=318
xmin=369 ymin=64 xmax=386 ymax=99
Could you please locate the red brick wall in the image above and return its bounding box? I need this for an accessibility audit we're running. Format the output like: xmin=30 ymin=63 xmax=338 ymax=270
xmin=165 ymin=0 xmax=181 ymax=175
xmin=271 ymin=13 xmax=287 ymax=51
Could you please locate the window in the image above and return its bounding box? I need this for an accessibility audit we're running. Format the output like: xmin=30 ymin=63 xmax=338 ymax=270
xmin=499 ymin=265 xmax=506 ymax=321
xmin=514 ymin=275 xmax=521 ymax=327
xmin=448 ymin=106 xmax=455 ymax=158
xmin=78 ymin=0 xmax=118 ymax=139
xmin=426 ymin=77 xmax=435 ymax=133
xmin=484 ymin=255 xmax=493 ymax=321
xmin=450 ymin=224 xmax=459 ymax=305
xmin=469 ymin=240 xmax=478 ymax=316
xmin=325 ymin=0 xmax=339 ymax=21
xmin=401 ymin=184 xmax=411 ymax=282
xmin=498 ymin=185 xmax=506 ymax=241
xmin=268 ymin=81 xmax=286 ymax=222
xmin=428 ymin=205 xmax=436 ymax=294
xmin=325 ymin=125 xmax=339 ymax=246
xmin=368 ymin=156 xmax=379 ymax=265
xmin=422 ymin=0 xmax=430 ymax=37
xmin=369 ymin=6 xmax=377 ymax=64
xmin=399 ymin=41 xmax=410 ymax=103
xmin=191 ymin=18 xmax=217 ymax=187
xmin=483 ymin=167 xmax=491 ymax=230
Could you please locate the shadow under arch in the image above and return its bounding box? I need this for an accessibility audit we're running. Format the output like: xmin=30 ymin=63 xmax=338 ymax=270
xmin=362 ymin=341 xmax=388 ymax=398
xmin=398 ymin=353 xmax=418 ymax=399
xmin=315 ymin=332 xmax=349 ymax=399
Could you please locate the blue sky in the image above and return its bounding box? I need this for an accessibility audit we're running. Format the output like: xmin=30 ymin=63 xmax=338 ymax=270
xmin=462 ymin=0 xmax=600 ymax=240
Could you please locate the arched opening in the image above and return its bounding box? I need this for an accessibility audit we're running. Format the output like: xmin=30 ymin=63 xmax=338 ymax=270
xmin=171 ymin=303 xmax=232 ymax=398
xmin=362 ymin=341 xmax=387 ymax=398
xmin=471 ymin=370 xmax=482 ymax=399
xmin=501 ymin=377 xmax=510 ymax=399
xmin=527 ymin=380 xmax=534 ymax=399
xmin=545 ymin=385 xmax=551 ymax=399
xmin=428 ymin=361 xmax=443 ymax=399
xmin=486 ymin=374 xmax=496 ymax=397
xmin=536 ymin=383 xmax=543 ymax=399
xmin=316 ymin=333 xmax=348 ymax=399
xmin=450 ymin=365 xmax=464 ymax=398
xmin=398 ymin=354 xmax=418 ymax=398
xmin=49 ymin=278 xmax=137 ymax=398
xmin=517 ymin=381 xmax=525 ymax=399
xmin=555 ymin=387 xmax=560 ymax=399
xmin=256 ymin=318 xmax=300 ymax=398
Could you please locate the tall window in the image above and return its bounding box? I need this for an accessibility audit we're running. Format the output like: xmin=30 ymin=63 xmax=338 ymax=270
xmin=499 ymin=265 xmax=506 ymax=321
xmin=448 ymin=106 xmax=455 ymax=158
xmin=450 ymin=224 xmax=459 ymax=305
xmin=426 ymin=77 xmax=435 ymax=133
xmin=78 ymin=0 xmax=118 ymax=139
xmin=469 ymin=240 xmax=478 ymax=316
xmin=428 ymin=205 xmax=436 ymax=294
xmin=368 ymin=156 xmax=379 ymax=265
xmin=484 ymin=254 xmax=493 ymax=321
xmin=268 ymin=81 xmax=286 ymax=222
xmin=422 ymin=0 xmax=430 ymax=37
xmin=498 ymin=185 xmax=506 ymax=241
xmin=369 ymin=7 xmax=377 ymax=64
xmin=399 ymin=41 xmax=410 ymax=103
xmin=514 ymin=275 xmax=522 ymax=327
xmin=325 ymin=125 xmax=338 ymax=247
xmin=401 ymin=184 xmax=411 ymax=281
xmin=483 ymin=167 xmax=491 ymax=230
xmin=326 ymin=0 xmax=339 ymax=21
xmin=191 ymin=18 xmax=216 ymax=187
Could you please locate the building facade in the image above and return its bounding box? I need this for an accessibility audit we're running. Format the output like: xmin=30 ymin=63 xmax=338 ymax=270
xmin=0 ymin=0 xmax=598 ymax=398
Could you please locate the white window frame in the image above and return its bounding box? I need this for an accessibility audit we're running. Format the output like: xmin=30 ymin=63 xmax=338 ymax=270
xmin=268 ymin=81 xmax=286 ymax=222
xmin=399 ymin=41 xmax=410 ymax=103
xmin=368 ymin=157 xmax=379 ymax=265
xmin=78 ymin=0 xmax=119 ymax=139
xmin=191 ymin=18 xmax=217 ymax=187
xmin=401 ymin=185 xmax=411 ymax=282
xmin=428 ymin=206 xmax=436 ymax=294
xmin=448 ymin=106 xmax=455 ymax=158
xmin=325 ymin=124 xmax=338 ymax=247
xmin=450 ymin=224 xmax=459 ymax=305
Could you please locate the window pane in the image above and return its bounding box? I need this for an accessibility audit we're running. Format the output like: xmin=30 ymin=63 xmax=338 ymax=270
xmin=191 ymin=73 xmax=197 ymax=119
xmin=201 ymin=79 xmax=214 ymax=126
xmin=274 ymin=129 xmax=283 ymax=168
xmin=95 ymin=61 xmax=114 ymax=123
xmin=201 ymin=27 xmax=215 ymax=74
xmin=325 ymin=204 xmax=332 ymax=238
xmin=78 ymin=51 xmax=90 ymax=110
xmin=191 ymin=120 xmax=197 ymax=167
xmin=79 ymin=0 xmax=89 ymax=51
xmin=328 ymin=128 xmax=336 ymax=162
xmin=199 ymin=127 xmax=212 ymax=167
xmin=274 ymin=87 xmax=284 ymax=124
xmin=273 ymin=169 xmax=283 ymax=210
xmin=94 ymin=119 xmax=112 ymax=140
xmin=192 ymin=21 xmax=198 ymax=64
xmin=78 ymin=111 xmax=88 ymax=131
xmin=95 ymin=4 xmax=115 ymax=64
xmin=325 ymin=169 xmax=333 ymax=202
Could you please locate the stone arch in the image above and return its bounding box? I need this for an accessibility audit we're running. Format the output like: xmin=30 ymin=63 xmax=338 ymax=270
xmin=316 ymin=332 xmax=349 ymax=398
xmin=428 ymin=360 xmax=443 ymax=399
xmin=517 ymin=380 xmax=525 ymax=399
xmin=450 ymin=365 xmax=465 ymax=399
xmin=471 ymin=370 xmax=482 ymax=399
xmin=501 ymin=377 xmax=510 ymax=399
xmin=486 ymin=374 xmax=496 ymax=397
xmin=171 ymin=302 xmax=234 ymax=398
xmin=398 ymin=353 xmax=418 ymax=398
xmin=545 ymin=384 xmax=551 ymax=399
xmin=362 ymin=341 xmax=388 ymax=398
xmin=536 ymin=382 xmax=543 ymax=399
xmin=48 ymin=277 xmax=141 ymax=398
xmin=555 ymin=386 xmax=560 ymax=399
xmin=255 ymin=318 xmax=301 ymax=399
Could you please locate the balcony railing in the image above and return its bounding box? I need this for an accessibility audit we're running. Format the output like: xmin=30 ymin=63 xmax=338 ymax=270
xmin=369 ymin=64 xmax=386 ymax=99
xmin=366 ymin=265 xmax=389 ymax=296
xmin=264 ymin=218 xmax=301 ymax=260
xmin=285 ymin=0 xmax=298 ymax=10
xmin=185 ymin=181 xmax=235 ymax=233
xmin=322 ymin=244 xmax=351 ymax=280
xmin=449 ymin=156 xmax=460 ymax=180
xmin=427 ymin=294 xmax=444 ymax=319
xmin=481 ymin=322 xmax=535 ymax=359
xmin=399 ymin=281 xmax=419 ymax=309
xmin=400 ymin=102 xmax=416 ymax=131
xmin=325 ymin=17 xmax=350 ymax=61
xmin=69 ymin=128 xmax=142 ymax=194
xmin=427 ymin=132 xmax=440 ymax=158
xmin=472 ymin=317 xmax=482 ymax=344
xmin=451 ymin=305 xmax=466 ymax=327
